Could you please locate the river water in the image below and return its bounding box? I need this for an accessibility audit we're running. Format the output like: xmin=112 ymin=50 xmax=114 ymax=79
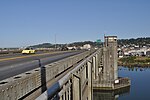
xmin=93 ymin=66 xmax=150 ymax=100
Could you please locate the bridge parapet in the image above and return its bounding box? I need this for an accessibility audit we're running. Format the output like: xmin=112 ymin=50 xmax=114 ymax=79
xmin=0 ymin=50 xmax=95 ymax=100
xmin=36 ymin=50 xmax=100 ymax=100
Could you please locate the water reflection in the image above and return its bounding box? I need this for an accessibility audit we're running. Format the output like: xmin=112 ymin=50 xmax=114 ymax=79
xmin=119 ymin=66 xmax=150 ymax=100
xmin=93 ymin=87 xmax=130 ymax=100
xmin=94 ymin=67 xmax=150 ymax=100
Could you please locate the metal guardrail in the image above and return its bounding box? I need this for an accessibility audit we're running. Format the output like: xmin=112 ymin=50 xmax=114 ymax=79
xmin=0 ymin=49 xmax=95 ymax=100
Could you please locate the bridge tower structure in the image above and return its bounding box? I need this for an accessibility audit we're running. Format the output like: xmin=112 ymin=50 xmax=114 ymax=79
xmin=93 ymin=36 xmax=130 ymax=91
xmin=103 ymin=36 xmax=118 ymax=82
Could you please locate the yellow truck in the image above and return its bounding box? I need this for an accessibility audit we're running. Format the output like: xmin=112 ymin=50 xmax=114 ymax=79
xmin=22 ymin=47 xmax=35 ymax=54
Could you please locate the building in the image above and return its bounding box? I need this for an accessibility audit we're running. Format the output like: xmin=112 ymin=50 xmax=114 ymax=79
xmin=83 ymin=44 xmax=91 ymax=50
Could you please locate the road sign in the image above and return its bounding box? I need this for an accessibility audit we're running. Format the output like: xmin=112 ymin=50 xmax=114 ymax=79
xmin=96 ymin=39 xmax=101 ymax=43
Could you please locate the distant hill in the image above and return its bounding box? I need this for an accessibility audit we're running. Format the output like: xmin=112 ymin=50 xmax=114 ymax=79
xmin=67 ymin=41 xmax=98 ymax=47
xmin=30 ymin=43 xmax=53 ymax=48
xmin=30 ymin=41 xmax=102 ymax=48
xmin=118 ymin=37 xmax=150 ymax=47
xmin=30 ymin=37 xmax=150 ymax=48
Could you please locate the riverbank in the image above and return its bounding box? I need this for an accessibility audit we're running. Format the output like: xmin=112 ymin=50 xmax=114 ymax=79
xmin=118 ymin=56 xmax=150 ymax=67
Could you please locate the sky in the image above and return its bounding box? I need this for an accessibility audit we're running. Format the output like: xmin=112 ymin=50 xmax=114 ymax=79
xmin=0 ymin=0 xmax=150 ymax=48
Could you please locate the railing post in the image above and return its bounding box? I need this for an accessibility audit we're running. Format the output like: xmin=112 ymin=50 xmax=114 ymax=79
xmin=87 ymin=61 xmax=92 ymax=100
xmin=95 ymin=54 xmax=99 ymax=78
xmin=93 ymin=56 xmax=96 ymax=79
xmin=63 ymin=85 xmax=66 ymax=100
xmin=72 ymin=74 xmax=80 ymax=100
xmin=68 ymin=80 xmax=71 ymax=100
xmin=66 ymin=86 xmax=68 ymax=100
xmin=60 ymin=96 xmax=63 ymax=100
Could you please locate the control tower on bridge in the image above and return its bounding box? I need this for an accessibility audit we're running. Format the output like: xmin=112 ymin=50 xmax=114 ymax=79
xmin=93 ymin=36 xmax=130 ymax=90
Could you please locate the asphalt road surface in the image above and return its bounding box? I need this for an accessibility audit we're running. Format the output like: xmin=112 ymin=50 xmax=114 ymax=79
xmin=0 ymin=51 xmax=84 ymax=81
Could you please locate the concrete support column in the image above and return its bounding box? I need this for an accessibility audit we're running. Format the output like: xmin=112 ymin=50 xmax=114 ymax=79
xmin=68 ymin=80 xmax=71 ymax=100
xmin=95 ymin=54 xmax=99 ymax=78
xmin=82 ymin=65 xmax=86 ymax=85
xmin=72 ymin=74 xmax=80 ymax=100
xmin=62 ymin=85 xmax=66 ymax=100
xmin=93 ymin=57 xmax=96 ymax=79
xmin=66 ymin=88 xmax=68 ymax=100
xmin=60 ymin=97 xmax=62 ymax=100
xmin=98 ymin=50 xmax=102 ymax=66
xmin=63 ymin=92 xmax=65 ymax=100
xmin=87 ymin=61 xmax=92 ymax=100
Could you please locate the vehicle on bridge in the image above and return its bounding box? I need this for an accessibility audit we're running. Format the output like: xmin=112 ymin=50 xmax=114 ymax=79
xmin=22 ymin=47 xmax=36 ymax=54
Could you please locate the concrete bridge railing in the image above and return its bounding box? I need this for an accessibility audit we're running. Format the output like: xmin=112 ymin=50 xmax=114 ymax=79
xmin=36 ymin=49 xmax=102 ymax=100
xmin=0 ymin=50 xmax=95 ymax=100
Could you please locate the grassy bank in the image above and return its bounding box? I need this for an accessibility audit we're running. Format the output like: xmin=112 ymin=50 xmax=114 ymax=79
xmin=118 ymin=56 xmax=150 ymax=67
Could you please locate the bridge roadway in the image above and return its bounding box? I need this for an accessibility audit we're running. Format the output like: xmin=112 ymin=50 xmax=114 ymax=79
xmin=0 ymin=50 xmax=84 ymax=81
